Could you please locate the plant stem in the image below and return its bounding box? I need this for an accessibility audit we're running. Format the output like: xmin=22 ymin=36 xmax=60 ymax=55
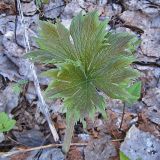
xmin=119 ymin=102 xmax=126 ymax=131
xmin=62 ymin=113 xmax=75 ymax=154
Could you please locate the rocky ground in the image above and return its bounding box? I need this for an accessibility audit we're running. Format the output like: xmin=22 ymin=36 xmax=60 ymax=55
xmin=0 ymin=0 xmax=160 ymax=160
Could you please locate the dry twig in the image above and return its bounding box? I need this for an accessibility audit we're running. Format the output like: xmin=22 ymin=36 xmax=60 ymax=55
xmin=16 ymin=0 xmax=59 ymax=141
xmin=0 ymin=143 xmax=88 ymax=157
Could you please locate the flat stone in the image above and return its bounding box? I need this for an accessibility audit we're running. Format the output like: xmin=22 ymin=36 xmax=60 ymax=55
xmin=78 ymin=134 xmax=90 ymax=142
xmin=149 ymin=15 xmax=160 ymax=29
xmin=142 ymin=88 xmax=160 ymax=108
xmin=84 ymin=135 xmax=117 ymax=160
xmin=22 ymin=1 xmax=37 ymax=16
xmin=136 ymin=49 xmax=159 ymax=64
xmin=43 ymin=0 xmax=65 ymax=19
xmin=120 ymin=11 xmax=149 ymax=30
xmin=0 ymin=53 xmax=21 ymax=81
xmin=146 ymin=106 xmax=160 ymax=125
xmin=104 ymin=3 xmax=122 ymax=18
xmin=123 ymin=0 xmax=160 ymax=17
xmin=0 ymin=133 xmax=5 ymax=143
xmin=141 ymin=29 xmax=160 ymax=58
xmin=0 ymin=14 xmax=39 ymax=48
xmin=0 ymin=84 xmax=20 ymax=113
xmin=135 ymin=65 xmax=160 ymax=89
xmin=13 ymin=129 xmax=44 ymax=147
xmin=0 ymin=148 xmax=64 ymax=160
xmin=61 ymin=0 xmax=83 ymax=19
xmin=120 ymin=125 xmax=160 ymax=160
xmin=26 ymin=148 xmax=64 ymax=160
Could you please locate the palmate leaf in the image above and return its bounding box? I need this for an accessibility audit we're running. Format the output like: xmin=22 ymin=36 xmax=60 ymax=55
xmin=42 ymin=62 xmax=106 ymax=121
xmin=70 ymin=11 xmax=108 ymax=71
xmin=26 ymin=11 xmax=141 ymax=123
xmin=26 ymin=21 xmax=77 ymax=63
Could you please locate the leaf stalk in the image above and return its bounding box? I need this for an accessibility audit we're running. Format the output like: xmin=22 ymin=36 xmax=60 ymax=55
xmin=62 ymin=113 xmax=75 ymax=154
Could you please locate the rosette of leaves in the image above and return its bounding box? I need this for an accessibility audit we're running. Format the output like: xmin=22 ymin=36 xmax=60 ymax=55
xmin=26 ymin=11 xmax=140 ymax=153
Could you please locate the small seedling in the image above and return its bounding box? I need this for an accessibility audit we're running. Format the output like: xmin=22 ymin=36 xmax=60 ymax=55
xmin=12 ymin=79 xmax=28 ymax=94
xmin=0 ymin=112 xmax=16 ymax=133
xmin=26 ymin=11 xmax=140 ymax=153
xmin=119 ymin=81 xmax=141 ymax=130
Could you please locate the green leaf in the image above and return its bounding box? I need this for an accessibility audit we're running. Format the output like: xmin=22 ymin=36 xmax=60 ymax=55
xmin=26 ymin=20 xmax=77 ymax=64
xmin=12 ymin=84 xmax=22 ymax=94
xmin=42 ymin=0 xmax=49 ymax=4
xmin=12 ymin=80 xmax=28 ymax=94
xmin=0 ymin=112 xmax=16 ymax=132
xmin=120 ymin=151 xmax=130 ymax=160
xmin=25 ymin=11 xmax=140 ymax=124
xmin=70 ymin=11 xmax=108 ymax=71
xmin=43 ymin=62 xmax=106 ymax=121
xmin=126 ymin=81 xmax=141 ymax=104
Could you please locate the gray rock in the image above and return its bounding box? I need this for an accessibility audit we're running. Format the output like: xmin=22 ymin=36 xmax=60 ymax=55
xmin=61 ymin=19 xmax=72 ymax=29
xmin=136 ymin=53 xmax=159 ymax=64
xmin=136 ymin=65 xmax=159 ymax=89
xmin=50 ymin=100 xmax=64 ymax=113
xmin=123 ymin=0 xmax=160 ymax=17
xmin=0 ymin=84 xmax=20 ymax=113
xmin=120 ymin=125 xmax=160 ymax=160
xmin=1 ymin=36 xmax=50 ymax=84
xmin=84 ymin=135 xmax=117 ymax=160
xmin=146 ymin=106 xmax=160 ymax=125
xmin=3 ymin=31 xmax=24 ymax=57
xmin=120 ymin=11 xmax=149 ymax=30
xmin=25 ymin=148 xmax=64 ymax=160
xmin=15 ymin=15 xmax=39 ymax=49
xmin=0 ymin=133 xmax=5 ymax=143
xmin=78 ymin=134 xmax=90 ymax=142
xmin=28 ymin=148 xmax=64 ymax=160
xmin=0 ymin=15 xmax=16 ymax=34
xmin=104 ymin=3 xmax=122 ymax=18
xmin=22 ymin=1 xmax=37 ymax=16
xmin=0 ymin=53 xmax=21 ymax=81
xmin=142 ymin=88 xmax=160 ymax=108
xmin=0 ymin=148 xmax=64 ymax=160
xmin=43 ymin=0 xmax=65 ymax=19
xmin=0 ymin=15 xmax=39 ymax=49
xmin=2 ymin=33 xmax=34 ymax=80
xmin=141 ymin=29 xmax=160 ymax=58
xmin=25 ymin=82 xmax=36 ymax=103
xmin=61 ymin=0 xmax=84 ymax=19
xmin=149 ymin=15 xmax=160 ymax=29
xmin=0 ymin=156 xmax=9 ymax=160
xmin=3 ymin=52 xmax=33 ymax=80
xmin=13 ymin=129 xmax=45 ymax=147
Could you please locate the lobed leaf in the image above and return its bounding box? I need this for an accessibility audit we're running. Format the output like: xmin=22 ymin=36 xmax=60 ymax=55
xmin=0 ymin=112 xmax=16 ymax=132
xmin=25 ymin=11 xmax=141 ymax=123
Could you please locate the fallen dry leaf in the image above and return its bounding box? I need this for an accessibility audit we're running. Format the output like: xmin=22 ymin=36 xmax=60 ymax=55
xmin=0 ymin=2 xmax=16 ymax=15
xmin=67 ymin=146 xmax=84 ymax=160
